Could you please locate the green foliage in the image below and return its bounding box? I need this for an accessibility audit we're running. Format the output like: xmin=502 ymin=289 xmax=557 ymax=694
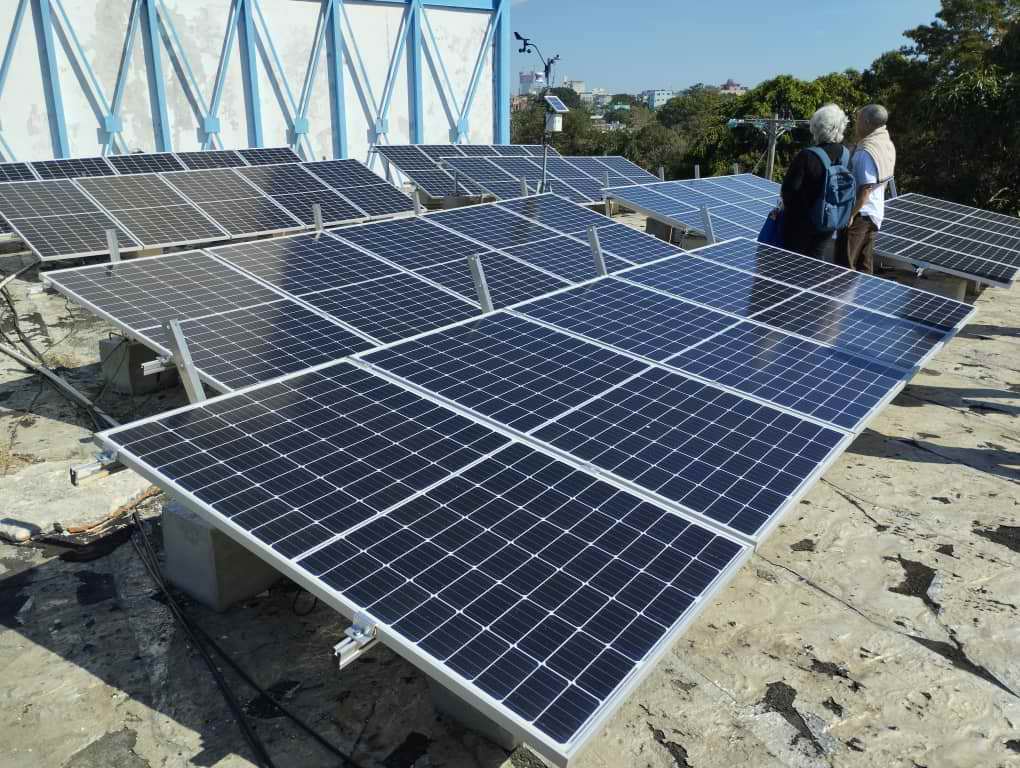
xmin=510 ymin=1 xmax=1020 ymax=213
xmin=547 ymin=87 xmax=582 ymax=110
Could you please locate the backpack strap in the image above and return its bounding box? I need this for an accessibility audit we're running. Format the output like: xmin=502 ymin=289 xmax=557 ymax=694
xmin=808 ymin=146 xmax=833 ymax=168
xmin=837 ymin=147 xmax=850 ymax=167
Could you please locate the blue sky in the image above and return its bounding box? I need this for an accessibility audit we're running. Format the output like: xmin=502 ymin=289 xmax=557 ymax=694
xmin=509 ymin=0 xmax=943 ymax=93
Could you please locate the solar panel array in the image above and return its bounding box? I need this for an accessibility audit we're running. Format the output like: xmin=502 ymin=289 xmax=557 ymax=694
xmin=875 ymin=193 xmax=1020 ymax=286
xmin=50 ymin=192 xmax=974 ymax=766
xmin=376 ymin=144 xmax=657 ymax=204
xmin=0 ymin=149 xmax=412 ymax=260
xmin=606 ymin=178 xmax=1020 ymax=287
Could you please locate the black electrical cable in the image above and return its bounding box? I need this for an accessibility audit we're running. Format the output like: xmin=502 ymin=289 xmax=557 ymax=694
xmin=129 ymin=515 xmax=277 ymax=768
xmin=1 ymin=287 xmax=46 ymax=362
xmin=130 ymin=512 xmax=368 ymax=768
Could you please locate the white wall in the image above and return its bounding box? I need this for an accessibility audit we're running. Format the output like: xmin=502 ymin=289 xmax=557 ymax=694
xmin=0 ymin=0 xmax=500 ymax=162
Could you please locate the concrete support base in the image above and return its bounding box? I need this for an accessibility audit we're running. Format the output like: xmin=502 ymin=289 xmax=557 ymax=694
xmin=909 ymin=272 xmax=969 ymax=301
xmin=161 ymin=501 xmax=280 ymax=612
xmin=428 ymin=678 xmax=523 ymax=752
xmin=100 ymin=337 xmax=179 ymax=396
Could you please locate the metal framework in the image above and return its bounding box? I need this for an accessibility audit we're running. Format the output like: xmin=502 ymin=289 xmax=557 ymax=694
xmin=0 ymin=0 xmax=510 ymax=163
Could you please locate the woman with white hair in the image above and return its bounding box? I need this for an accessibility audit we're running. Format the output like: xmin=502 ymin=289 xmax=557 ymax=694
xmin=779 ymin=103 xmax=850 ymax=258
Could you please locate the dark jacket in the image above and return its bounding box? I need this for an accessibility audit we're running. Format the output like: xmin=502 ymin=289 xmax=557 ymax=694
xmin=781 ymin=142 xmax=845 ymax=258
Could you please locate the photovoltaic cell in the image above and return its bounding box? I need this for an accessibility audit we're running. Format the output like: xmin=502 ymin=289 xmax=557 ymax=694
xmin=430 ymin=205 xmax=557 ymax=250
xmin=811 ymin=270 xmax=972 ymax=329
xmin=503 ymin=236 xmax=631 ymax=282
xmin=44 ymin=251 xmax=282 ymax=332
xmin=594 ymin=156 xmax=660 ymax=181
xmin=366 ymin=313 xmax=648 ymax=432
xmin=30 ymin=156 xmax=115 ymax=179
xmin=342 ymin=184 xmax=415 ymax=217
xmin=518 ymin=279 xmax=737 ymax=361
xmin=103 ymin=362 xmax=511 ymax=558
xmin=591 ymin=223 xmax=684 ymax=264
xmin=303 ymin=159 xmax=386 ymax=189
xmin=76 ymin=174 xmax=227 ymax=246
xmin=751 ymin=292 xmax=948 ymax=369
xmin=210 ymin=232 xmax=398 ymax=296
xmin=493 ymin=144 xmax=533 ymax=156
xmin=879 ymin=235 xmax=1017 ymax=285
xmin=607 ymin=186 xmax=697 ymax=219
xmin=668 ymin=322 xmax=907 ymax=431
xmin=533 ymin=367 xmax=846 ymax=538
xmin=376 ymin=145 xmax=435 ymax=171
xmin=301 ymin=272 xmax=479 ymax=343
xmin=691 ymin=239 xmax=848 ymax=289
xmin=623 ymin=257 xmax=801 ymax=317
xmin=163 ymin=168 xmax=301 ymax=235
xmin=417 ymin=252 xmax=568 ymax=308
xmin=0 ymin=162 xmax=37 ymax=182
xmin=145 ymin=302 xmax=374 ymax=390
xmin=562 ymin=156 xmax=631 ymax=187
xmin=0 ymin=179 xmax=102 ymax=218
xmin=107 ymin=152 xmax=186 ymax=175
xmin=334 ymin=217 xmax=488 ymax=269
xmin=175 ymin=150 xmax=248 ymax=169
xmin=237 ymin=147 xmax=303 ymax=165
xmin=6 ymin=212 xmax=140 ymax=260
xmin=497 ymin=194 xmax=610 ymax=234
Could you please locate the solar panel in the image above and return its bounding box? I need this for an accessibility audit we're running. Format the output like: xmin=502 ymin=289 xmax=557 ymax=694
xmin=623 ymin=257 xmax=801 ymax=317
xmin=236 ymin=163 xmax=329 ymax=195
xmin=0 ymin=179 xmax=140 ymax=259
xmin=492 ymin=145 xmax=533 ymax=156
xmin=605 ymin=186 xmax=697 ymax=220
xmin=76 ymin=174 xmax=227 ymax=247
xmin=443 ymin=157 xmax=519 ymax=187
xmin=100 ymin=383 xmax=745 ymax=761
xmin=921 ymin=231 xmax=1020 ymax=267
xmin=562 ymin=156 xmax=632 ymax=187
xmin=417 ymin=252 xmax=568 ymax=308
xmin=504 ymin=235 xmax=631 ymax=282
xmin=301 ymin=272 xmax=479 ymax=343
xmin=30 ymin=156 xmax=115 ymax=179
xmin=455 ymin=144 xmax=503 ymax=157
xmin=366 ymin=313 xmax=648 ymax=432
xmin=107 ymin=152 xmax=186 ymax=175
xmin=517 ymin=279 xmax=737 ymax=361
xmin=698 ymin=179 xmax=762 ymax=202
xmin=233 ymin=164 xmax=365 ymax=223
xmin=751 ymin=292 xmax=949 ymax=370
xmin=0 ymin=162 xmax=37 ymax=182
xmin=163 ymin=169 xmax=302 ymax=236
xmin=532 ymin=367 xmax=847 ymax=538
xmin=237 ymin=147 xmax=302 ymax=165
xmin=376 ymin=145 xmax=436 ymax=171
xmin=498 ymin=194 xmax=610 ymax=234
xmin=590 ymin=223 xmax=684 ymax=264
xmin=811 ymin=270 xmax=973 ymax=330
xmin=592 ymin=156 xmax=660 ymax=182
xmin=476 ymin=182 xmax=531 ymax=201
xmin=102 ymin=361 xmax=512 ymax=558
xmin=43 ymin=251 xmax=283 ymax=333
xmin=209 ymin=231 xmax=399 ymax=296
xmin=302 ymin=159 xmax=389 ymax=190
xmin=690 ymin=239 xmax=847 ymax=289
xmin=333 ymin=217 xmax=488 ymax=270
xmin=521 ymin=144 xmax=556 ymax=156
xmin=341 ymin=184 xmax=414 ymax=217
xmin=144 ymin=302 xmax=374 ymax=390
xmin=405 ymin=168 xmax=483 ymax=197
xmin=668 ymin=322 xmax=907 ymax=431
xmin=175 ymin=150 xmax=248 ymax=169
xmin=415 ymin=145 xmax=466 ymax=162
xmin=6 ymin=212 xmax=140 ymax=260
xmin=877 ymin=233 xmax=1018 ymax=285
xmin=429 ymin=205 xmax=558 ymax=250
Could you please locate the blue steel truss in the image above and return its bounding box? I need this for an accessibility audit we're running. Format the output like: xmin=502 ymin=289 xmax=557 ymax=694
xmin=0 ymin=0 xmax=510 ymax=161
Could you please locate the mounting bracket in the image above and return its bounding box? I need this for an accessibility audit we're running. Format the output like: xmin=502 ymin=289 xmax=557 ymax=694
xmin=334 ymin=613 xmax=378 ymax=670
xmin=70 ymin=450 xmax=125 ymax=486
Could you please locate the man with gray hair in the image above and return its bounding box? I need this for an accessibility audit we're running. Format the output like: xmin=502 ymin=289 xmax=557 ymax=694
xmin=837 ymin=104 xmax=896 ymax=273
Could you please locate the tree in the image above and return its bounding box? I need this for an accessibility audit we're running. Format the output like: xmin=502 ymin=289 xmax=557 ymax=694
xmin=547 ymin=87 xmax=581 ymax=110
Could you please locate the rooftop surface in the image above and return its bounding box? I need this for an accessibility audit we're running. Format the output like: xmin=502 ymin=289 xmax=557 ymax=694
xmin=1 ymin=215 xmax=1018 ymax=768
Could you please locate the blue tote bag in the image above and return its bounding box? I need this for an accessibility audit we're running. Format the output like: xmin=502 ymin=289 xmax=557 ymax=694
xmin=758 ymin=207 xmax=785 ymax=248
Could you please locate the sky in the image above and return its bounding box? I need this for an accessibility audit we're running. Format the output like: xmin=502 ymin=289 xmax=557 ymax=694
xmin=510 ymin=0 xmax=943 ymax=94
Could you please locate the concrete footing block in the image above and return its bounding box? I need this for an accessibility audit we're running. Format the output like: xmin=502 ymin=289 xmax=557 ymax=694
xmin=162 ymin=501 xmax=280 ymax=612
xmin=911 ymin=272 xmax=969 ymax=301
xmin=428 ymin=678 xmax=523 ymax=752
xmin=100 ymin=337 xmax=179 ymax=396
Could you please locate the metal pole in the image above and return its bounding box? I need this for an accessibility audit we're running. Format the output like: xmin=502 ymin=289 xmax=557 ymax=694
xmin=657 ymin=165 xmax=665 ymax=181
xmin=413 ymin=189 xmax=423 ymax=216
xmin=888 ymin=178 xmax=898 ymax=198
xmin=164 ymin=319 xmax=205 ymax=404
xmin=694 ymin=164 xmax=701 ymax=179
xmin=541 ymin=139 xmax=549 ymax=193
xmin=604 ymin=171 xmax=610 ymax=191
xmin=105 ymin=228 xmax=121 ymax=262
xmin=520 ymin=176 xmax=529 ymax=197
xmin=467 ymin=255 xmax=494 ymax=313
xmin=588 ymin=226 xmax=607 ymax=277
xmin=312 ymin=202 xmax=323 ymax=231
xmin=732 ymin=163 xmax=740 ymax=176
xmin=765 ymin=113 xmax=778 ymax=181
xmin=700 ymin=206 xmax=716 ymax=245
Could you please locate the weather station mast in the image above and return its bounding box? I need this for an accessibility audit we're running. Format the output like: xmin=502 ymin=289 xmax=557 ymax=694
xmin=514 ymin=32 xmax=563 ymax=192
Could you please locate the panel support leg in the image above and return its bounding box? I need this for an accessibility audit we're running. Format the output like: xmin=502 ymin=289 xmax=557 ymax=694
xmin=106 ymin=228 xmax=121 ymax=262
xmin=700 ymin=206 xmax=716 ymax=245
xmin=694 ymin=164 xmax=700 ymax=179
xmin=164 ymin=319 xmax=206 ymax=403
xmin=588 ymin=225 xmax=607 ymax=277
xmin=468 ymin=254 xmax=494 ymax=313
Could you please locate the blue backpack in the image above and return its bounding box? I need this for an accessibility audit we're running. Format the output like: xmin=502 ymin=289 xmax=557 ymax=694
xmin=807 ymin=146 xmax=856 ymax=232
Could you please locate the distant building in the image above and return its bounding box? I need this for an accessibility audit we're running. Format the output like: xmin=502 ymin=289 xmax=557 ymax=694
xmin=519 ymin=70 xmax=546 ymax=95
xmin=510 ymin=94 xmax=531 ymax=112
xmin=640 ymin=89 xmax=676 ymax=109
xmin=561 ymin=78 xmax=587 ymax=95
xmin=720 ymin=79 xmax=747 ymax=96
xmin=579 ymin=87 xmax=609 ymax=109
